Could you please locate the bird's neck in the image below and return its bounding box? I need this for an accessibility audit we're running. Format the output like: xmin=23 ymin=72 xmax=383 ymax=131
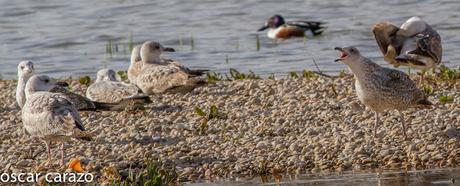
xmin=24 ymin=86 xmax=36 ymax=100
xmin=347 ymin=57 xmax=378 ymax=81
xmin=16 ymin=74 xmax=31 ymax=107
xmin=143 ymin=56 xmax=161 ymax=64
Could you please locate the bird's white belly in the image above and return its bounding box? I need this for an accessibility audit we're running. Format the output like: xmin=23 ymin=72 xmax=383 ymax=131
xmin=355 ymin=81 xmax=385 ymax=112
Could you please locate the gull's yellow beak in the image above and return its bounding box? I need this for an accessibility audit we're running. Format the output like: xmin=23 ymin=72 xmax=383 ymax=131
xmin=68 ymin=158 xmax=84 ymax=173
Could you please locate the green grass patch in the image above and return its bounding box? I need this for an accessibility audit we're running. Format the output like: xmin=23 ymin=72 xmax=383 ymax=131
xmin=439 ymin=95 xmax=454 ymax=104
xmin=78 ymin=76 xmax=91 ymax=86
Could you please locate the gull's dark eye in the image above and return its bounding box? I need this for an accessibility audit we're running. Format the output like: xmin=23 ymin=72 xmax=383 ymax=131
xmin=155 ymin=45 xmax=160 ymax=49
xmin=44 ymin=79 xmax=50 ymax=83
xmin=20 ymin=66 xmax=24 ymax=70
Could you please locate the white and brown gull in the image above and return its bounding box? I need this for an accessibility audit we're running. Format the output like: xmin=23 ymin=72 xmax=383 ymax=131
xmin=22 ymin=75 xmax=92 ymax=166
xmin=86 ymin=68 xmax=151 ymax=104
xmin=15 ymin=61 xmax=132 ymax=111
xmin=334 ymin=46 xmax=432 ymax=139
xmin=130 ymin=41 xmax=208 ymax=95
xmin=372 ymin=16 xmax=442 ymax=71
xmin=16 ymin=60 xmax=35 ymax=108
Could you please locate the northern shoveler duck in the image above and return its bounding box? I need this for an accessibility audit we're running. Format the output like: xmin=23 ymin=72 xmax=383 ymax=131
xmin=257 ymin=14 xmax=325 ymax=39
xmin=372 ymin=17 xmax=442 ymax=72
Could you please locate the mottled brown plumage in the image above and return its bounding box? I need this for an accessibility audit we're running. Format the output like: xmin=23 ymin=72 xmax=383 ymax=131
xmin=335 ymin=46 xmax=431 ymax=139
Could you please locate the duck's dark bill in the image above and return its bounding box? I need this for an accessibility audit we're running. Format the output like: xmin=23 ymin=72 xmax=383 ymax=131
xmin=257 ymin=25 xmax=269 ymax=31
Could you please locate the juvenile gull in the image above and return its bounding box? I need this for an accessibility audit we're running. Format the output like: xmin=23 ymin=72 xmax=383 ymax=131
xmin=133 ymin=41 xmax=206 ymax=94
xmin=16 ymin=61 xmax=34 ymax=108
xmin=335 ymin=46 xmax=432 ymax=139
xmin=372 ymin=17 xmax=442 ymax=72
xmin=22 ymin=75 xmax=91 ymax=166
xmin=16 ymin=61 xmax=132 ymax=111
xmin=86 ymin=68 xmax=151 ymax=104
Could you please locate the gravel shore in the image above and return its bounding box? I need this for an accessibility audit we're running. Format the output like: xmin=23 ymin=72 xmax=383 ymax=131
xmin=0 ymin=75 xmax=459 ymax=184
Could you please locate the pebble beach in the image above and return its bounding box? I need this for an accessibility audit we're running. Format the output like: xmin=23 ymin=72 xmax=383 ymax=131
xmin=0 ymin=74 xmax=459 ymax=184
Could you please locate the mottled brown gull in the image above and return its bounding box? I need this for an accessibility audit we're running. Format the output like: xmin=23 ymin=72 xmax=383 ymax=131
xmin=372 ymin=17 xmax=442 ymax=72
xmin=335 ymin=46 xmax=432 ymax=139
xmin=86 ymin=68 xmax=151 ymax=104
xmin=22 ymin=75 xmax=92 ymax=166
xmin=133 ymin=41 xmax=206 ymax=94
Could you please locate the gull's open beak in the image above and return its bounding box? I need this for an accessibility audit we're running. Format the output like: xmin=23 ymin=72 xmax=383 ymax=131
xmin=257 ymin=25 xmax=269 ymax=31
xmin=334 ymin=47 xmax=346 ymax=62
xmin=56 ymin=81 xmax=69 ymax=87
xmin=163 ymin=47 xmax=175 ymax=52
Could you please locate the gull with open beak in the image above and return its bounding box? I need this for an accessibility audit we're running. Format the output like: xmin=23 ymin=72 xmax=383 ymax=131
xmin=335 ymin=46 xmax=432 ymax=140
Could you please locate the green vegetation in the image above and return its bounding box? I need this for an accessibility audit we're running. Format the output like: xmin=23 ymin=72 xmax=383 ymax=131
xmin=439 ymin=95 xmax=454 ymax=104
xmin=288 ymin=71 xmax=298 ymax=79
xmin=339 ymin=69 xmax=347 ymax=77
xmin=302 ymin=70 xmax=316 ymax=79
xmin=206 ymin=72 xmax=222 ymax=83
xmin=256 ymin=34 xmax=261 ymax=51
xmin=128 ymin=32 xmax=134 ymax=52
xmin=438 ymin=65 xmax=460 ymax=81
xmin=190 ymin=35 xmax=195 ymax=51
xmin=110 ymin=161 xmax=177 ymax=186
xmin=195 ymin=105 xmax=226 ymax=135
xmin=229 ymin=68 xmax=261 ymax=80
xmin=268 ymin=73 xmax=275 ymax=80
xmin=117 ymin=71 xmax=128 ymax=81
xmin=78 ymin=76 xmax=91 ymax=86
xmin=421 ymin=84 xmax=434 ymax=95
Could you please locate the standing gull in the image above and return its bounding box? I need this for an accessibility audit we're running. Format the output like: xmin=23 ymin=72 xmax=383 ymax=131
xmin=372 ymin=16 xmax=442 ymax=81
xmin=133 ymin=41 xmax=206 ymax=94
xmin=16 ymin=61 xmax=34 ymax=108
xmin=86 ymin=68 xmax=151 ymax=104
xmin=334 ymin=46 xmax=432 ymax=139
xmin=22 ymin=75 xmax=91 ymax=166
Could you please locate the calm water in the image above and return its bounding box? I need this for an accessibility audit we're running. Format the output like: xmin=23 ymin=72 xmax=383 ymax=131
xmin=1 ymin=0 xmax=460 ymax=79
xmin=190 ymin=169 xmax=460 ymax=186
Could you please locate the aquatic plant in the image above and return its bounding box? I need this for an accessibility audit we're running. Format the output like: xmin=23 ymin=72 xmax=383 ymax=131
xmin=128 ymin=32 xmax=134 ymax=52
xmin=268 ymin=73 xmax=275 ymax=80
xmin=256 ymin=34 xmax=261 ymax=51
xmin=78 ymin=76 xmax=91 ymax=86
xmin=106 ymin=40 xmax=114 ymax=58
xmin=190 ymin=35 xmax=195 ymax=51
